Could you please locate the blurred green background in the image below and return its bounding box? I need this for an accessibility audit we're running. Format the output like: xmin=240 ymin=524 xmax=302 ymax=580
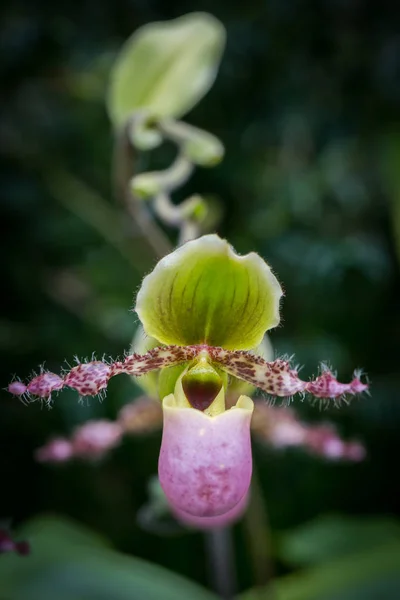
xmin=0 ymin=1 xmax=399 ymax=599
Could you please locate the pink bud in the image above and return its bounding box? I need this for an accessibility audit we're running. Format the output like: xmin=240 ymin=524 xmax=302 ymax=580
xmin=345 ymin=441 xmax=366 ymax=461
xmin=72 ymin=420 xmax=122 ymax=459
xmin=35 ymin=438 xmax=73 ymax=463
xmin=323 ymin=437 xmax=346 ymax=459
xmin=270 ymin=419 xmax=307 ymax=448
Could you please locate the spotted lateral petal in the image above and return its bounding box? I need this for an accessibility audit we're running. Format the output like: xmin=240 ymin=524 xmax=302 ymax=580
xmin=208 ymin=347 xmax=368 ymax=401
xmin=8 ymin=346 xmax=197 ymax=400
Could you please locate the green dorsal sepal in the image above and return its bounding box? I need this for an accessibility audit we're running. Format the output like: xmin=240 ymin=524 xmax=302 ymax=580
xmin=135 ymin=234 xmax=283 ymax=350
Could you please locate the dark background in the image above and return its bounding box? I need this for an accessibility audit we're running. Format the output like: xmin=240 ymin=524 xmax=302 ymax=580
xmin=1 ymin=0 xmax=399 ymax=597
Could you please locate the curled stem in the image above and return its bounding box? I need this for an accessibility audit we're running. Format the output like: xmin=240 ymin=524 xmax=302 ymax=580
xmin=178 ymin=219 xmax=201 ymax=244
xmin=131 ymin=154 xmax=193 ymax=200
xmin=153 ymin=192 xmax=206 ymax=229
xmin=113 ymin=119 xmax=172 ymax=258
xmin=115 ymin=111 xmax=223 ymax=245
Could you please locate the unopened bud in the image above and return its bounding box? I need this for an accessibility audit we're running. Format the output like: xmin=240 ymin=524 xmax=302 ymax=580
xmin=129 ymin=113 xmax=163 ymax=151
xmin=130 ymin=174 xmax=161 ymax=200
xmin=182 ymin=133 xmax=224 ymax=167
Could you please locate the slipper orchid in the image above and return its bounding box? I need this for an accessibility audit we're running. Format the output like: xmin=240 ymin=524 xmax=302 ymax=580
xmin=9 ymin=235 xmax=368 ymax=523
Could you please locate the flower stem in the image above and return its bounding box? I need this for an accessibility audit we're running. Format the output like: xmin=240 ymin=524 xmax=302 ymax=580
xmin=113 ymin=121 xmax=172 ymax=258
xmin=205 ymin=527 xmax=236 ymax=600
xmin=243 ymin=466 xmax=275 ymax=597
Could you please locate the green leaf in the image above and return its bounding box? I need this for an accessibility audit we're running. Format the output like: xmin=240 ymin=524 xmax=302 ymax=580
xmin=0 ymin=515 xmax=217 ymax=600
xmin=380 ymin=132 xmax=400 ymax=266
xmin=241 ymin=540 xmax=400 ymax=600
xmin=135 ymin=234 xmax=283 ymax=350
xmin=279 ymin=514 xmax=400 ymax=566
xmin=107 ymin=13 xmax=226 ymax=128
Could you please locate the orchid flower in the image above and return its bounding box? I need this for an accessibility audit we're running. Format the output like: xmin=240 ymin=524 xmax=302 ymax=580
xmin=8 ymin=235 xmax=368 ymax=526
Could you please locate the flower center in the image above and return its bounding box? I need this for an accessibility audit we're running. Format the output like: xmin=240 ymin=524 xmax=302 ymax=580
xmin=181 ymin=359 xmax=224 ymax=412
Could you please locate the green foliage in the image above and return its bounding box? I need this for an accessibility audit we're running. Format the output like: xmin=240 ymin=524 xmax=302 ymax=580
xmin=0 ymin=516 xmax=217 ymax=600
xmin=107 ymin=13 xmax=226 ymax=128
xmin=279 ymin=514 xmax=400 ymax=566
xmin=242 ymin=516 xmax=400 ymax=600
xmin=380 ymin=132 xmax=400 ymax=266
xmin=247 ymin=542 xmax=400 ymax=600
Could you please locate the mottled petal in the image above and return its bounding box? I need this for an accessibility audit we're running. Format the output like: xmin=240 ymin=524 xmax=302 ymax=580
xmin=130 ymin=326 xmax=162 ymax=398
xmin=158 ymin=394 xmax=254 ymax=517
xmin=64 ymin=362 xmax=112 ymax=396
xmin=8 ymin=345 xmax=197 ymax=400
xmin=306 ymin=369 xmax=368 ymax=398
xmin=28 ymin=373 xmax=64 ymax=397
xmin=209 ymin=347 xmax=369 ymax=402
xmin=226 ymin=334 xmax=274 ymax=401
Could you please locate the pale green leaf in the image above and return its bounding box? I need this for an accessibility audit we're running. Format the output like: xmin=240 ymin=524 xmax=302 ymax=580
xmin=107 ymin=13 xmax=226 ymax=128
xmin=0 ymin=515 xmax=217 ymax=600
xmin=380 ymin=132 xmax=400 ymax=266
xmin=279 ymin=514 xmax=400 ymax=566
xmin=241 ymin=539 xmax=400 ymax=600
